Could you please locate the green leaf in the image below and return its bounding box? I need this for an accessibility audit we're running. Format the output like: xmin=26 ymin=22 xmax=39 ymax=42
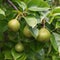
xmin=52 ymin=33 xmax=60 ymax=54
xmin=49 ymin=16 xmax=55 ymax=24
xmin=56 ymin=28 xmax=60 ymax=34
xmin=0 ymin=20 xmax=7 ymax=40
xmin=24 ymin=16 xmax=37 ymax=28
xmin=11 ymin=48 xmax=23 ymax=60
xmin=0 ymin=0 xmax=3 ymax=3
xmin=53 ymin=33 xmax=60 ymax=46
xmin=28 ymin=0 xmax=50 ymax=7
xmin=49 ymin=13 xmax=60 ymax=24
xmin=0 ymin=51 xmax=4 ymax=60
xmin=52 ymin=55 xmax=60 ymax=60
xmin=23 ymin=0 xmax=31 ymax=4
xmin=0 ymin=32 xmax=3 ymax=41
xmin=52 ymin=7 xmax=60 ymax=14
xmin=29 ymin=27 xmax=39 ymax=38
xmin=50 ymin=33 xmax=58 ymax=51
xmin=56 ymin=21 xmax=60 ymax=28
xmin=17 ymin=54 xmax=27 ymax=60
xmin=4 ymin=50 xmax=13 ymax=60
xmin=8 ymin=31 xmax=17 ymax=41
xmin=53 ymin=32 xmax=60 ymax=55
xmin=28 ymin=6 xmax=50 ymax=11
xmin=40 ymin=11 xmax=50 ymax=22
xmin=0 ymin=20 xmax=8 ymax=32
xmin=0 ymin=8 xmax=5 ymax=16
xmin=15 ymin=1 xmax=27 ymax=11
xmin=48 ymin=7 xmax=60 ymax=24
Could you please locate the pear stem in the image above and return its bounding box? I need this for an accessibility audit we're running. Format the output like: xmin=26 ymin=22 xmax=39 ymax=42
xmin=42 ymin=19 xmax=46 ymax=28
xmin=15 ymin=13 xmax=20 ymax=20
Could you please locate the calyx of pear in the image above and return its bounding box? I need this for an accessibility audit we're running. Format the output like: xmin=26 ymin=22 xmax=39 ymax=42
xmin=8 ymin=19 xmax=20 ymax=32
xmin=23 ymin=25 xmax=32 ymax=37
xmin=37 ymin=27 xmax=50 ymax=42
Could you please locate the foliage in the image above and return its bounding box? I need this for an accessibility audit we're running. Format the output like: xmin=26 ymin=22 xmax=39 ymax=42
xmin=0 ymin=0 xmax=60 ymax=60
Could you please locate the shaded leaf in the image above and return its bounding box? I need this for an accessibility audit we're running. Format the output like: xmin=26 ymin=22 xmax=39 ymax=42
xmin=29 ymin=27 xmax=39 ymax=38
xmin=4 ymin=50 xmax=13 ymax=60
xmin=0 ymin=32 xmax=3 ymax=41
xmin=50 ymin=33 xmax=58 ymax=51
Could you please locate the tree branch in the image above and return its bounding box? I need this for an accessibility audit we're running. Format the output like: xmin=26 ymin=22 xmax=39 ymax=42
xmin=7 ymin=0 xmax=18 ymax=10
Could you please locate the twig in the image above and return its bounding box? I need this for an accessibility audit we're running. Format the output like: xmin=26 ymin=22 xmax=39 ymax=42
xmin=7 ymin=0 xmax=18 ymax=10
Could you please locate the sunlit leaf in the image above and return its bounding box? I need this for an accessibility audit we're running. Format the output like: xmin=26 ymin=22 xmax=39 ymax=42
xmin=49 ymin=13 xmax=60 ymax=24
xmin=52 ymin=7 xmax=60 ymax=14
xmin=28 ymin=0 xmax=50 ymax=7
xmin=23 ymin=16 xmax=37 ymax=28
xmin=0 ymin=8 xmax=5 ymax=16
xmin=28 ymin=6 xmax=50 ymax=11
xmin=56 ymin=21 xmax=60 ymax=28
xmin=15 ymin=1 xmax=27 ymax=11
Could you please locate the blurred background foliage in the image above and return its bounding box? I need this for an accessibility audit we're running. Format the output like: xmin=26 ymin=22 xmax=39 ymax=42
xmin=0 ymin=0 xmax=60 ymax=60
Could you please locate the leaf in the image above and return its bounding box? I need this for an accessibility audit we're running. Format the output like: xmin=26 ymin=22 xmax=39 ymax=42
xmin=52 ymin=7 xmax=60 ymax=14
xmin=56 ymin=21 xmax=60 ymax=28
xmin=53 ymin=33 xmax=60 ymax=46
xmin=4 ymin=50 xmax=13 ymax=60
xmin=23 ymin=0 xmax=31 ymax=4
xmin=17 ymin=54 xmax=27 ymax=60
xmin=49 ymin=16 xmax=55 ymax=24
xmin=40 ymin=11 xmax=50 ymax=22
xmin=0 ymin=51 xmax=4 ymax=60
xmin=0 ymin=31 xmax=3 ymax=41
xmin=48 ymin=7 xmax=60 ymax=24
xmin=28 ymin=0 xmax=50 ymax=7
xmin=0 ymin=0 xmax=3 ymax=3
xmin=15 ymin=1 xmax=27 ymax=11
xmin=52 ymin=55 xmax=60 ymax=60
xmin=0 ymin=20 xmax=8 ymax=32
xmin=28 ymin=6 xmax=50 ymax=11
xmin=0 ymin=8 xmax=5 ymax=16
xmin=11 ymin=48 xmax=23 ymax=60
xmin=24 ymin=16 xmax=37 ymax=28
xmin=56 ymin=28 xmax=60 ymax=34
xmin=0 ymin=20 xmax=8 ymax=40
xmin=52 ymin=33 xmax=60 ymax=54
xmin=49 ymin=13 xmax=60 ymax=24
xmin=50 ymin=33 xmax=58 ymax=51
xmin=29 ymin=27 xmax=39 ymax=38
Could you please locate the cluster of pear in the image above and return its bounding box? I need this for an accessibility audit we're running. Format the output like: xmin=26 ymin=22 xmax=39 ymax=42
xmin=8 ymin=19 xmax=24 ymax=52
xmin=23 ymin=25 xmax=50 ymax=42
xmin=8 ymin=18 xmax=50 ymax=52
